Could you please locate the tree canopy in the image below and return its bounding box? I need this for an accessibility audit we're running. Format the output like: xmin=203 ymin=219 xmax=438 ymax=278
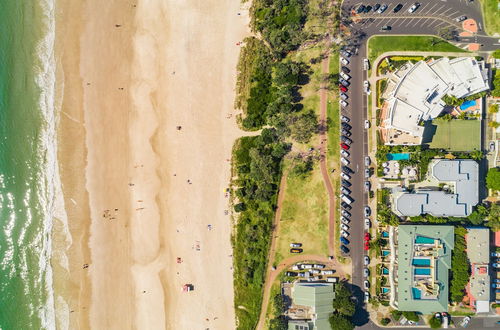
xmin=329 ymin=313 xmax=354 ymax=330
xmin=487 ymin=167 xmax=500 ymax=191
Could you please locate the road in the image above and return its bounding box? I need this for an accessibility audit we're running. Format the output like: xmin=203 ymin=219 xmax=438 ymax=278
xmin=338 ymin=0 xmax=498 ymax=328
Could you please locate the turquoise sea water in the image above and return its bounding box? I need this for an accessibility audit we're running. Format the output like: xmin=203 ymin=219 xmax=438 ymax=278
xmin=0 ymin=0 xmax=56 ymax=328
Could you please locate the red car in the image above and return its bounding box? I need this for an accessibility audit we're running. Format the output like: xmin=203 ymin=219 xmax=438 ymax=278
xmin=364 ymin=242 xmax=370 ymax=251
xmin=339 ymin=85 xmax=348 ymax=93
xmin=340 ymin=143 xmax=350 ymax=150
xmin=364 ymin=233 xmax=371 ymax=241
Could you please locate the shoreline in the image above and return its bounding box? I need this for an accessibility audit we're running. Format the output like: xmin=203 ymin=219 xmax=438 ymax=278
xmin=54 ymin=0 xmax=250 ymax=328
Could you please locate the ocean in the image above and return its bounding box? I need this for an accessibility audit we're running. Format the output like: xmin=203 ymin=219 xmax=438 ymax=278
xmin=0 ymin=0 xmax=57 ymax=328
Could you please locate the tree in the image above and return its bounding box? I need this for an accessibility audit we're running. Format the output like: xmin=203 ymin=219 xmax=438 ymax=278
xmin=488 ymin=121 xmax=500 ymax=128
xmin=437 ymin=27 xmax=457 ymax=41
xmin=291 ymin=156 xmax=314 ymax=177
xmin=487 ymin=168 xmax=500 ymax=191
xmin=380 ymin=318 xmax=391 ymax=326
xmin=329 ymin=313 xmax=354 ymax=330
xmin=450 ymin=227 xmax=471 ymax=302
xmin=289 ymin=110 xmax=319 ymax=144
xmin=492 ymin=49 xmax=500 ymax=59
xmin=332 ymin=282 xmax=356 ymax=316
xmin=470 ymin=150 xmax=484 ymax=161
xmin=429 ymin=316 xmax=442 ymax=328
xmin=269 ymin=316 xmax=287 ymax=330
xmin=402 ymin=311 xmax=419 ymax=322
xmin=487 ymin=203 xmax=500 ymax=231
xmin=489 ymin=104 xmax=499 ymax=114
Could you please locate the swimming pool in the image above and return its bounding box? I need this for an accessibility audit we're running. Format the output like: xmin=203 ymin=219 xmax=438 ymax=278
xmin=414 ymin=268 xmax=431 ymax=275
xmin=382 ymin=287 xmax=390 ymax=293
xmin=412 ymin=258 xmax=431 ymax=266
xmin=382 ymin=250 xmax=390 ymax=256
xmin=386 ymin=153 xmax=410 ymax=160
xmin=415 ymin=236 xmax=435 ymax=244
xmin=460 ymin=100 xmax=476 ymax=111
xmin=382 ymin=231 xmax=389 ymax=238
xmin=412 ymin=287 xmax=422 ymax=299
xmin=382 ymin=267 xmax=389 ymax=275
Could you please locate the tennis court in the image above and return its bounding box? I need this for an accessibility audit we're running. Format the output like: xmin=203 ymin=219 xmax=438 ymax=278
xmin=428 ymin=120 xmax=480 ymax=151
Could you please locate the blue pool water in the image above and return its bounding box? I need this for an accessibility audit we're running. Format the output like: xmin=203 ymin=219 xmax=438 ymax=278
xmin=460 ymin=100 xmax=476 ymax=111
xmin=382 ymin=231 xmax=389 ymax=238
xmin=387 ymin=153 xmax=410 ymax=160
xmin=382 ymin=287 xmax=390 ymax=293
xmin=412 ymin=258 xmax=431 ymax=266
xmin=415 ymin=268 xmax=431 ymax=275
xmin=415 ymin=236 xmax=435 ymax=244
xmin=382 ymin=268 xmax=389 ymax=275
xmin=412 ymin=287 xmax=422 ymax=299
xmin=382 ymin=250 xmax=390 ymax=256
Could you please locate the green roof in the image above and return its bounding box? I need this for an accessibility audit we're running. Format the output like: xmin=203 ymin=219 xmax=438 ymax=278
xmin=397 ymin=225 xmax=454 ymax=314
xmin=289 ymin=283 xmax=334 ymax=330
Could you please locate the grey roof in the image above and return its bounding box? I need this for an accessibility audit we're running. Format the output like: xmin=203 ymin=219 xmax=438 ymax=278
xmin=467 ymin=228 xmax=490 ymax=310
xmin=394 ymin=160 xmax=478 ymax=217
xmin=397 ymin=225 xmax=454 ymax=314
xmin=467 ymin=228 xmax=490 ymax=264
xmin=291 ymin=283 xmax=334 ymax=330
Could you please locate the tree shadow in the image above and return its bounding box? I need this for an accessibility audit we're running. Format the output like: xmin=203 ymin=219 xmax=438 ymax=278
xmin=349 ymin=284 xmax=371 ymax=327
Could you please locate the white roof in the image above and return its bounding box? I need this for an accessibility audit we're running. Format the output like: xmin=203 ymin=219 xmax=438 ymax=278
xmin=476 ymin=300 xmax=490 ymax=313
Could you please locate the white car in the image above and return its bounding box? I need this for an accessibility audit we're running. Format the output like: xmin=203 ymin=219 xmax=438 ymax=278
xmin=341 ymin=115 xmax=350 ymax=123
xmin=341 ymin=150 xmax=350 ymax=157
xmin=340 ymin=72 xmax=351 ymax=80
xmin=340 ymin=172 xmax=351 ymax=180
xmin=341 ymin=210 xmax=351 ymax=217
xmin=363 ymin=268 xmax=369 ymax=277
xmin=364 ymin=256 xmax=370 ymax=265
xmin=341 ymin=218 xmax=350 ymax=225
xmin=340 ymin=186 xmax=351 ymax=195
xmin=364 ymin=218 xmax=371 ymax=230
xmin=340 ymin=100 xmax=348 ymax=107
xmin=363 ymin=58 xmax=370 ymax=70
xmin=363 ymin=80 xmax=370 ymax=88
xmin=364 ymin=291 xmax=370 ymax=303
xmin=341 ymin=57 xmax=349 ymax=65
xmin=364 ymin=156 xmax=371 ymax=166
xmin=340 ymin=93 xmax=348 ymax=100
xmin=341 ymin=157 xmax=350 ymax=165
xmin=364 ymin=280 xmax=370 ymax=289
xmin=460 ymin=316 xmax=471 ymax=328
xmin=340 ymin=230 xmax=349 ymax=238
xmin=340 ymin=224 xmax=349 ymax=231
xmin=408 ymin=2 xmax=420 ymax=13
xmin=364 ymin=120 xmax=370 ymax=129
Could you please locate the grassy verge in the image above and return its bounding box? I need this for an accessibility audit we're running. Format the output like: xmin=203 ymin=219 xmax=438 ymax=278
xmin=264 ymin=279 xmax=282 ymax=328
xmin=480 ymin=0 xmax=500 ymax=36
xmin=275 ymin=162 xmax=329 ymax=263
xmin=367 ymin=36 xmax=466 ymax=63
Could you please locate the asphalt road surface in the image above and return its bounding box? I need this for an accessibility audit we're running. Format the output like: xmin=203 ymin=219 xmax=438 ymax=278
xmin=338 ymin=0 xmax=499 ymax=328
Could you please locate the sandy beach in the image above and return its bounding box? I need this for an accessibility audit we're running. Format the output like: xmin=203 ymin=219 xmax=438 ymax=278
xmin=55 ymin=0 xmax=249 ymax=328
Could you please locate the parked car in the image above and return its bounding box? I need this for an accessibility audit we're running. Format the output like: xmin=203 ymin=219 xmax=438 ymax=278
xmin=339 ymin=78 xmax=350 ymax=87
xmin=364 ymin=206 xmax=371 ymax=217
xmin=341 ymin=129 xmax=352 ymax=137
xmin=340 ymin=72 xmax=351 ymax=80
xmin=310 ymin=269 xmax=320 ymax=274
xmin=340 ymin=172 xmax=351 ymax=180
xmin=340 ymin=50 xmax=351 ymax=58
xmin=377 ymin=4 xmax=388 ymax=13
xmin=341 ymin=186 xmax=351 ymax=195
xmin=364 ymin=218 xmax=371 ymax=230
xmin=340 ymin=224 xmax=349 ymax=231
xmin=341 ymin=245 xmax=350 ymax=254
xmin=341 ymin=201 xmax=352 ymax=210
xmin=341 ymin=57 xmax=349 ymax=65
xmin=490 ymin=141 xmax=496 ymax=152
xmin=290 ymin=243 xmax=302 ymax=248
xmin=285 ymin=271 xmax=298 ymax=277
xmin=341 ymin=149 xmax=350 ymax=158
xmin=363 ymin=268 xmax=370 ymax=277
xmin=492 ymin=283 xmax=500 ymax=288
xmin=381 ymin=25 xmax=392 ymax=31
xmin=339 ymin=85 xmax=348 ymax=93
xmin=364 ymin=120 xmax=370 ymax=129
xmin=364 ymin=291 xmax=370 ymax=303
xmin=342 ymin=122 xmax=352 ymax=130
xmin=340 ymin=100 xmax=348 ymax=107
xmin=364 ymin=280 xmax=370 ymax=289
xmin=364 ymin=256 xmax=370 ymax=265
xmin=341 ymin=210 xmax=351 ymax=218
xmin=393 ymin=3 xmax=403 ymax=12
xmin=340 ymin=143 xmax=350 ymax=150
xmin=321 ymin=270 xmax=335 ymax=275
xmin=341 ymin=232 xmax=350 ymax=240
xmin=314 ymin=264 xmax=326 ymax=269
xmin=364 ymin=233 xmax=371 ymax=241
xmin=290 ymin=248 xmax=303 ymax=253
xmin=341 ymin=157 xmax=350 ymax=166
xmin=341 ymin=136 xmax=352 ymax=145
xmin=493 ymin=263 xmax=500 ymax=268
xmin=364 ymin=241 xmax=370 ymax=251
xmin=364 ymin=168 xmax=370 ymax=178
xmin=341 ymin=115 xmax=350 ymax=123
xmin=297 ymin=272 xmax=306 ymax=278
xmin=460 ymin=316 xmax=471 ymax=328
xmin=364 ymin=5 xmax=372 ymax=12
xmin=300 ymin=264 xmax=313 ymax=269
xmin=341 ymin=66 xmax=350 ymax=74
xmin=373 ymin=4 xmax=381 ymax=12
xmin=342 ymin=179 xmax=352 ymax=187
xmin=364 ymin=156 xmax=371 ymax=166
xmin=340 ymin=93 xmax=348 ymax=100
xmin=364 ymin=181 xmax=371 ymax=192
xmin=356 ymin=4 xmax=366 ymax=13
xmin=492 ymin=252 xmax=500 ymax=257
xmin=341 ymin=217 xmax=350 ymax=225
xmin=408 ymin=3 xmax=420 ymax=13
xmin=342 ymin=165 xmax=353 ymax=173
xmin=455 ymin=15 xmax=467 ymax=22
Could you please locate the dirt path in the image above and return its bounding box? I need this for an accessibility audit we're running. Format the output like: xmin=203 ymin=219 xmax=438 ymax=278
xmin=319 ymin=54 xmax=336 ymax=257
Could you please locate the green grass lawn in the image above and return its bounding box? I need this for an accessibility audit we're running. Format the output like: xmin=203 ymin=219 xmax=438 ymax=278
xmin=428 ymin=119 xmax=481 ymax=151
xmin=367 ymin=36 xmax=466 ymax=63
xmin=480 ymin=0 xmax=500 ymax=36
xmin=274 ymin=163 xmax=329 ymax=263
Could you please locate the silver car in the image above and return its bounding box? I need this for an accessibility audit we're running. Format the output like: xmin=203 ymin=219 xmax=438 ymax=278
xmin=364 ymin=256 xmax=370 ymax=265
xmin=364 ymin=156 xmax=371 ymax=166
xmin=363 ymin=268 xmax=370 ymax=277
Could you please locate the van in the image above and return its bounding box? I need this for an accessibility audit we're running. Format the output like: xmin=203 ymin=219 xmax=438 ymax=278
xmin=326 ymin=277 xmax=339 ymax=283
xmin=341 ymin=194 xmax=353 ymax=204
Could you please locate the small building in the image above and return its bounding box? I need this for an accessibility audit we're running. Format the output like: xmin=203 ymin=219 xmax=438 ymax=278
xmin=393 ymin=159 xmax=479 ymax=217
xmin=466 ymin=228 xmax=491 ymax=313
xmin=287 ymin=282 xmax=334 ymax=330
xmin=397 ymin=225 xmax=454 ymax=314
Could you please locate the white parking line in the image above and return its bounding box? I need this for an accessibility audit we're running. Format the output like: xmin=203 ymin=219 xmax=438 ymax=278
xmin=447 ymin=10 xmax=459 ymax=19
xmin=426 ymin=19 xmax=439 ymax=27
xmin=375 ymin=18 xmax=388 ymax=27
xmin=439 ymin=8 xmax=453 ymax=16
xmin=405 ymin=18 xmax=416 ymax=27
xmin=399 ymin=17 xmax=409 ymax=26
xmin=418 ymin=2 xmax=431 ymax=13
xmin=426 ymin=4 xmax=443 ymax=16
xmin=410 ymin=17 xmax=424 ymax=27
xmin=423 ymin=3 xmax=440 ymax=15
xmin=434 ymin=21 xmax=447 ymax=29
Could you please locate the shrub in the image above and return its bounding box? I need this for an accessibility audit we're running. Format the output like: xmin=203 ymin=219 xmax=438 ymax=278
xmin=487 ymin=167 xmax=500 ymax=191
xmin=450 ymin=227 xmax=471 ymax=302
xmin=402 ymin=311 xmax=419 ymax=322
xmin=391 ymin=310 xmax=402 ymax=321
xmin=380 ymin=318 xmax=391 ymax=326
xmin=429 ymin=316 xmax=442 ymax=328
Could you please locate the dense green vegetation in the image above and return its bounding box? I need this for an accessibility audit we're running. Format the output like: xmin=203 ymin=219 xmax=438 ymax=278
xmin=402 ymin=311 xmax=420 ymax=322
xmin=491 ymin=69 xmax=500 ymax=98
xmin=429 ymin=315 xmax=442 ymax=328
xmin=442 ymin=91 xmax=489 ymax=107
xmin=269 ymin=294 xmax=288 ymax=329
xmin=330 ymin=282 xmax=355 ymax=330
xmin=450 ymin=227 xmax=470 ymax=303
xmin=487 ymin=167 xmax=500 ymax=191
xmin=250 ymin=0 xmax=308 ymax=58
xmin=367 ymin=36 xmax=466 ymax=63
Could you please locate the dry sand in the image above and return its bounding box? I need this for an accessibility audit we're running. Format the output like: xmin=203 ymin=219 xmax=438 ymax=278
xmin=55 ymin=0 xmax=249 ymax=328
